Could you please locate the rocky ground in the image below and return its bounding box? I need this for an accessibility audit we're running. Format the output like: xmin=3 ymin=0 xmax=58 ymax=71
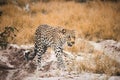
xmin=0 ymin=39 xmax=120 ymax=80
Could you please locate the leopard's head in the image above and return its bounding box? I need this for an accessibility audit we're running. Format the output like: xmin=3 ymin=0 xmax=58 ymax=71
xmin=61 ymin=28 xmax=75 ymax=47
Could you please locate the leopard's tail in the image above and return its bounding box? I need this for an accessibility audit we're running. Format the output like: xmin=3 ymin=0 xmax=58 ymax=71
xmin=24 ymin=49 xmax=37 ymax=61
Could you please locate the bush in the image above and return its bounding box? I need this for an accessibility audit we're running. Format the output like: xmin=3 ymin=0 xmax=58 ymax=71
xmin=0 ymin=26 xmax=18 ymax=49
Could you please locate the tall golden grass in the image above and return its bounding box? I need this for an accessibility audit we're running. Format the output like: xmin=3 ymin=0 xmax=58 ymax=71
xmin=0 ymin=1 xmax=120 ymax=44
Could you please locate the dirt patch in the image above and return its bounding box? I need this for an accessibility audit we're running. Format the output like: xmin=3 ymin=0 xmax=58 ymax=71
xmin=0 ymin=45 xmax=36 ymax=80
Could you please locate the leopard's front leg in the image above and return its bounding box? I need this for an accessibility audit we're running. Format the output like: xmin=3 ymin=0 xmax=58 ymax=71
xmin=36 ymin=45 xmax=47 ymax=70
xmin=54 ymin=46 xmax=65 ymax=69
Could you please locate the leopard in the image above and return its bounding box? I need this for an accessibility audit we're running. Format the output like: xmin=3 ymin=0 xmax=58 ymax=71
xmin=25 ymin=24 xmax=75 ymax=70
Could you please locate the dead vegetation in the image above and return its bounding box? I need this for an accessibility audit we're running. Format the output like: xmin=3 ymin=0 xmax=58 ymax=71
xmin=0 ymin=0 xmax=120 ymax=44
xmin=66 ymin=50 xmax=120 ymax=76
xmin=0 ymin=26 xmax=18 ymax=49
xmin=65 ymin=39 xmax=120 ymax=76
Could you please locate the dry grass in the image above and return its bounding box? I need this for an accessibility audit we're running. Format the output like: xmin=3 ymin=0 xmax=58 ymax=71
xmin=65 ymin=39 xmax=120 ymax=75
xmin=94 ymin=54 xmax=120 ymax=75
xmin=66 ymin=50 xmax=120 ymax=76
xmin=0 ymin=1 xmax=120 ymax=44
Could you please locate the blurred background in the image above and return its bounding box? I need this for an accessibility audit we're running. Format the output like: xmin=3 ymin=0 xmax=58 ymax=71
xmin=0 ymin=0 xmax=120 ymax=44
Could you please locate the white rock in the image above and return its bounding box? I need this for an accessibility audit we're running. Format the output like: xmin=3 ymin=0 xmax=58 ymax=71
xmin=108 ymin=76 xmax=120 ymax=80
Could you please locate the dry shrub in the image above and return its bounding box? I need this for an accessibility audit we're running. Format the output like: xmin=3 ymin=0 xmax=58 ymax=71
xmin=94 ymin=54 xmax=120 ymax=75
xmin=66 ymin=50 xmax=120 ymax=75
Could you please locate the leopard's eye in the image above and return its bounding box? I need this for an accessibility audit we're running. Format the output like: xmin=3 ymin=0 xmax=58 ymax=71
xmin=68 ymin=36 xmax=70 ymax=38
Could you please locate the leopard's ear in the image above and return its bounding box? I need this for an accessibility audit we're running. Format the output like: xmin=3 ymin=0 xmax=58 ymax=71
xmin=57 ymin=26 xmax=66 ymax=34
xmin=61 ymin=29 xmax=66 ymax=34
